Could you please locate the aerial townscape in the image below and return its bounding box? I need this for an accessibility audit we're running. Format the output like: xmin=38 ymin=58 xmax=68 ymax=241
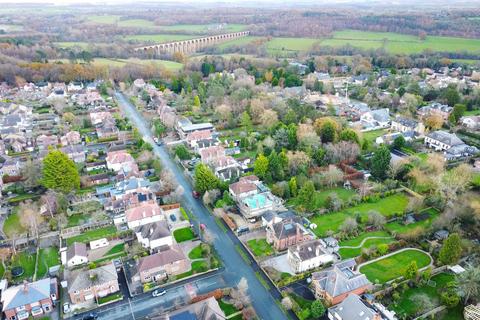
xmin=0 ymin=1 xmax=479 ymax=320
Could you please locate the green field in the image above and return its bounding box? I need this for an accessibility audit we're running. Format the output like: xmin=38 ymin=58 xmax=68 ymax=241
xmin=266 ymin=37 xmax=321 ymax=54
xmin=0 ymin=24 xmax=23 ymax=32
xmin=359 ymin=249 xmax=431 ymax=283
xmin=158 ymin=23 xmax=246 ymax=33
xmin=310 ymin=193 xmax=410 ymax=236
xmin=86 ymin=15 xmax=155 ymax=28
xmin=124 ymin=34 xmax=195 ymax=43
xmin=320 ymin=30 xmax=480 ymax=54
xmin=217 ymin=36 xmax=263 ymax=49
xmin=53 ymin=58 xmax=183 ymax=71
xmin=452 ymin=58 xmax=480 ymax=65
xmin=385 ymin=208 xmax=440 ymax=235
xmin=289 ymin=187 xmax=357 ymax=211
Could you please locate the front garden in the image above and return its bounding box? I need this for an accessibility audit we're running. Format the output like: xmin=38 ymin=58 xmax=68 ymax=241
xmin=246 ymin=239 xmax=273 ymax=257
xmin=173 ymin=227 xmax=196 ymax=243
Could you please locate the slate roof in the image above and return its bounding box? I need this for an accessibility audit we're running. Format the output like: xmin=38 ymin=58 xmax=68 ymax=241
xmin=137 ymin=245 xmax=187 ymax=272
xmin=135 ymin=220 xmax=170 ymax=240
xmin=289 ymin=240 xmax=329 ymax=261
xmin=68 ymin=262 xmax=117 ymax=293
xmin=328 ymin=294 xmax=377 ymax=320
xmin=270 ymin=217 xmax=303 ymax=240
xmin=312 ymin=259 xmax=371 ymax=298
xmin=427 ymin=131 xmax=464 ymax=146
xmin=2 ymin=278 xmax=56 ymax=311
xmin=66 ymin=242 xmax=87 ymax=261
xmin=393 ymin=116 xmax=418 ymax=128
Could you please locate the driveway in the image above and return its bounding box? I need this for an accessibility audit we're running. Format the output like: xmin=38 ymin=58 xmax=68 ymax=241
xmin=115 ymin=91 xmax=288 ymax=320
xmin=261 ymin=253 xmax=295 ymax=275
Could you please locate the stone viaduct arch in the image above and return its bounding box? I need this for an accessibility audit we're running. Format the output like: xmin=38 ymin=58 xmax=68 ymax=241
xmin=134 ymin=31 xmax=250 ymax=55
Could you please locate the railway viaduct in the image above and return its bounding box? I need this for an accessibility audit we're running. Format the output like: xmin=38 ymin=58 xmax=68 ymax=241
xmin=133 ymin=31 xmax=250 ymax=55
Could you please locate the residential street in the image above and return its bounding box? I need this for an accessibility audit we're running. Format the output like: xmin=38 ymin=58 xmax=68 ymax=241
xmin=115 ymin=91 xmax=288 ymax=320
xmin=82 ymin=272 xmax=227 ymax=320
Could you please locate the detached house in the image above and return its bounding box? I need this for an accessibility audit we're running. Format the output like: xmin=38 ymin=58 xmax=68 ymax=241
xmin=312 ymin=259 xmax=372 ymax=305
xmin=60 ymin=131 xmax=81 ymax=146
xmin=134 ymin=220 xmax=173 ymax=250
xmin=135 ymin=245 xmax=190 ymax=283
xmin=61 ymin=145 xmax=86 ymax=163
xmin=36 ymin=134 xmax=58 ymax=150
xmin=1 ymin=278 xmax=58 ymax=320
xmin=126 ymin=201 xmax=164 ymax=229
xmin=418 ymin=102 xmax=452 ymax=120
xmin=106 ymin=150 xmax=137 ymax=173
xmin=359 ymin=108 xmax=390 ymax=130
xmin=67 ymin=262 xmax=119 ymax=305
xmin=425 ymin=130 xmax=478 ymax=160
xmin=64 ymin=242 xmax=89 ymax=268
xmin=266 ymin=217 xmax=314 ymax=251
xmin=287 ymin=239 xmax=335 ymax=273
xmin=390 ymin=116 xmax=425 ymax=137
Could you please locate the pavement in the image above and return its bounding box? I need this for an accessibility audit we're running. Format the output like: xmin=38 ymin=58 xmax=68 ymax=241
xmin=114 ymin=91 xmax=288 ymax=320
xmin=71 ymin=271 xmax=227 ymax=320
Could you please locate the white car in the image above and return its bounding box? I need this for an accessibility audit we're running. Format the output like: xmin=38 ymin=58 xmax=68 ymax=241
xmin=152 ymin=289 xmax=167 ymax=297
xmin=63 ymin=302 xmax=70 ymax=314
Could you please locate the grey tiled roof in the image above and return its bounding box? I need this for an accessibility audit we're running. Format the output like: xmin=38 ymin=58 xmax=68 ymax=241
xmin=427 ymin=131 xmax=464 ymax=146
xmin=328 ymin=294 xmax=377 ymax=320
xmin=2 ymin=278 xmax=55 ymax=311
xmin=312 ymin=259 xmax=371 ymax=298
xmin=68 ymin=262 xmax=117 ymax=293
xmin=135 ymin=220 xmax=170 ymax=241
xmin=67 ymin=242 xmax=87 ymax=261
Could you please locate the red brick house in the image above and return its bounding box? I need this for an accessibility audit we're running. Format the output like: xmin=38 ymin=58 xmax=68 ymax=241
xmin=67 ymin=262 xmax=119 ymax=305
xmin=1 ymin=278 xmax=58 ymax=320
xmin=311 ymin=259 xmax=372 ymax=306
xmin=266 ymin=217 xmax=314 ymax=251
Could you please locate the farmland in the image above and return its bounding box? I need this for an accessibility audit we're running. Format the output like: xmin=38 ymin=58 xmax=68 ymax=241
xmin=52 ymin=58 xmax=183 ymax=71
xmin=86 ymin=15 xmax=156 ymax=28
xmin=158 ymin=23 xmax=246 ymax=33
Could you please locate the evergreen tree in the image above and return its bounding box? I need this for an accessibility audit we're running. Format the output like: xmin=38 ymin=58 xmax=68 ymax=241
xmin=339 ymin=129 xmax=360 ymax=144
xmin=371 ymin=145 xmax=391 ymax=180
xmin=297 ymin=181 xmax=315 ymax=211
xmin=439 ymin=233 xmax=462 ymax=265
xmin=194 ymin=163 xmax=219 ymax=193
xmin=289 ymin=177 xmax=298 ymax=197
xmin=253 ymin=154 xmax=269 ymax=180
xmin=320 ymin=121 xmax=336 ymax=143
xmin=42 ymin=150 xmax=80 ymax=193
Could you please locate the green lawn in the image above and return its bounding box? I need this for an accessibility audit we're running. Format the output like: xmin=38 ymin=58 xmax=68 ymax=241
xmin=11 ymin=252 xmax=36 ymax=280
xmin=339 ymin=238 xmax=396 ymax=259
xmin=218 ymin=299 xmax=238 ymax=316
xmin=104 ymin=243 xmax=125 ymax=256
xmin=173 ymin=227 xmax=196 ymax=243
xmin=3 ymin=211 xmax=26 ymax=238
xmin=98 ymin=292 xmax=123 ymax=305
xmin=289 ymin=187 xmax=357 ymax=210
xmin=359 ymin=249 xmax=431 ymax=283
xmin=67 ymin=214 xmax=91 ymax=227
xmin=188 ymin=245 xmax=205 ymax=259
xmin=391 ymin=273 xmax=455 ymax=317
xmin=247 ymin=239 xmax=274 ymax=257
xmin=386 ymin=208 xmax=440 ymax=235
xmin=310 ymin=193 xmax=410 ymax=237
xmin=66 ymin=226 xmax=117 ymax=245
xmin=36 ymin=248 xmax=60 ymax=278
xmin=361 ymin=129 xmax=388 ymax=144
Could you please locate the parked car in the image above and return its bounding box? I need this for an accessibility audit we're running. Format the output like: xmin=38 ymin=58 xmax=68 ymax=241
xmin=192 ymin=190 xmax=201 ymax=199
xmin=152 ymin=289 xmax=167 ymax=297
xmin=170 ymin=214 xmax=177 ymax=222
xmin=63 ymin=302 xmax=70 ymax=314
xmin=82 ymin=313 xmax=98 ymax=320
